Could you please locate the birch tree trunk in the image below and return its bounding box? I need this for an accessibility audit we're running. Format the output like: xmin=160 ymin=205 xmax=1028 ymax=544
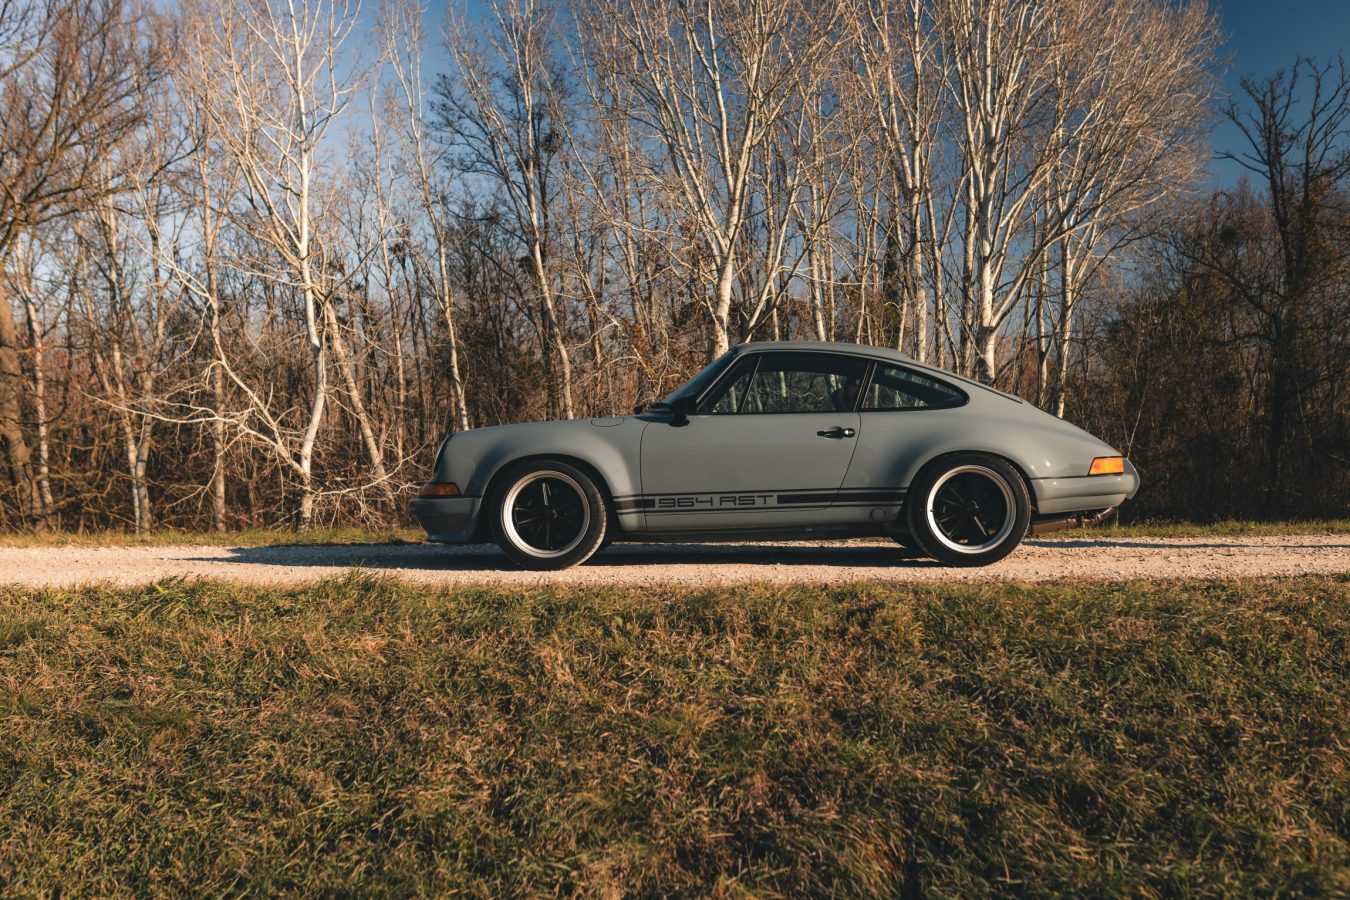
xmin=383 ymin=1 xmax=471 ymax=432
xmin=180 ymin=0 xmax=362 ymax=527
xmin=442 ymin=0 xmax=575 ymax=416
xmin=580 ymin=0 xmax=833 ymax=361
xmin=14 ymin=246 xmax=53 ymax=526
xmin=0 ymin=290 xmax=33 ymax=523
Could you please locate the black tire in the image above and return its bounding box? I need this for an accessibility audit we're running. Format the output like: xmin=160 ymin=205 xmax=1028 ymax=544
xmin=905 ymin=454 xmax=1030 ymax=566
xmin=490 ymin=460 xmax=608 ymax=570
xmin=887 ymin=532 xmax=924 ymax=559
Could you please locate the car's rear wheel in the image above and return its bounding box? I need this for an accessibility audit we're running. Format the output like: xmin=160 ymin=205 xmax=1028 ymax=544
xmin=906 ymin=454 xmax=1030 ymax=566
xmin=491 ymin=461 xmax=607 ymax=570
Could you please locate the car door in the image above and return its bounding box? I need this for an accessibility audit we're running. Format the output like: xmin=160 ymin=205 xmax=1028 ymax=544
xmin=637 ymin=351 xmax=867 ymax=531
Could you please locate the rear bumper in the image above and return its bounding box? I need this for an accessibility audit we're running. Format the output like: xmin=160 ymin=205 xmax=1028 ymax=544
xmin=1032 ymin=459 xmax=1140 ymax=515
xmin=409 ymin=496 xmax=482 ymax=543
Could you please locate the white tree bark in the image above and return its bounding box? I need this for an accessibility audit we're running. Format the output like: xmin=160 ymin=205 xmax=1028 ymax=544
xmin=180 ymin=0 xmax=363 ymax=527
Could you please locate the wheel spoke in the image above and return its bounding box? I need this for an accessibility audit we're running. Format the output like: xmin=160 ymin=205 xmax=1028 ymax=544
xmin=955 ymin=516 xmax=981 ymax=544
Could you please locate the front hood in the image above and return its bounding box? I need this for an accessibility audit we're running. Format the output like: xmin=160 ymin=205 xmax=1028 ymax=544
xmin=457 ymin=415 xmax=627 ymax=436
xmin=449 ymin=417 xmax=605 ymax=447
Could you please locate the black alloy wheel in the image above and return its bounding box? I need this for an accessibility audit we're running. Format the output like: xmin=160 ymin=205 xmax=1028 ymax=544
xmin=492 ymin=460 xmax=608 ymax=570
xmin=905 ymin=453 xmax=1030 ymax=566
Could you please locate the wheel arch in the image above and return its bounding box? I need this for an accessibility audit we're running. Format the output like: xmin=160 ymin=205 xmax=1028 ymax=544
xmin=904 ymin=449 xmax=1039 ymax=515
xmin=473 ymin=453 xmax=621 ymax=541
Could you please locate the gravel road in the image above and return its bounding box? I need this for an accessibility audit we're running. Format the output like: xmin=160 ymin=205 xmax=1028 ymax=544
xmin=0 ymin=535 xmax=1346 ymax=588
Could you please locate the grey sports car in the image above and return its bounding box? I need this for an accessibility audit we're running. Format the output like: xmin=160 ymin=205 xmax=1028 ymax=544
xmin=411 ymin=341 xmax=1139 ymax=569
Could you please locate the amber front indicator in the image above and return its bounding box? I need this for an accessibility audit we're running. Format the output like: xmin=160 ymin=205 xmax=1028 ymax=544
xmin=1088 ymin=457 xmax=1125 ymax=476
xmin=420 ymin=482 xmax=461 ymax=497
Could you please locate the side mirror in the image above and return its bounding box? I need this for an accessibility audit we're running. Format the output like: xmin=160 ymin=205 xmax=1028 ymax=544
xmin=669 ymin=395 xmax=697 ymax=426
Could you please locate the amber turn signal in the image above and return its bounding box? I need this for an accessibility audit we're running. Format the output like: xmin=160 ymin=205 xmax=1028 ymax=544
xmin=1088 ymin=457 xmax=1125 ymax=476
xmin=420 ymin=482 xmax=461 ymax=497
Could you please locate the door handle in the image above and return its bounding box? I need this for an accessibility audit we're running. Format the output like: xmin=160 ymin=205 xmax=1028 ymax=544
xmin=817 ymin=426 xmax=856 ymax=439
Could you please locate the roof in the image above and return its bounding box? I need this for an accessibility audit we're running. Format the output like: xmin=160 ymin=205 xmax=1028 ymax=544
xmin=733 ymin=340 xmax=919 ymax=366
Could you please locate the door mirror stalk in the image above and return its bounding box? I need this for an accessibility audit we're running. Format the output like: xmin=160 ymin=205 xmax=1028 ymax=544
xmin=669 ymin=396 xmax=697 ymax=426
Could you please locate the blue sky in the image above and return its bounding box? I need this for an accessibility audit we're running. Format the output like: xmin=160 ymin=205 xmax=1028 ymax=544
xmin=1218 ymin=0 xmax=1349 ymax=81
xmin=1212 ymin=0 xmax=1350 ymax=180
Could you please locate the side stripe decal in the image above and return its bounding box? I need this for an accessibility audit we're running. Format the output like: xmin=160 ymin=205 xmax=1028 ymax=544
xmin=614 ymin=487 xmax=906 ymax=513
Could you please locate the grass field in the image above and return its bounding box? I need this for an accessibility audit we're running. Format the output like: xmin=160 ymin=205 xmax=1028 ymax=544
xmin=1 ymin=575 xmax=1347 ymax=895
xmin=0 ymin=518 xmax=1346 ymax=548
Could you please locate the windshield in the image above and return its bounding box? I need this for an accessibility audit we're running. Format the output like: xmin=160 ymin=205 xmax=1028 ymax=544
xmin=659 ymin=350 xmax=738 ymax=407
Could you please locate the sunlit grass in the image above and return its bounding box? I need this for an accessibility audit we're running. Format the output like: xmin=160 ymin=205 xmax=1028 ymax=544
xmin=1 ymin=575 xmax=1347 ymax=895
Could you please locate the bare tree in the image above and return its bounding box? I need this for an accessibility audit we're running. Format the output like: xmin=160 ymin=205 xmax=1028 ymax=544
xmin=1037 ymin=0 xmax=1215 ymax=414
xmin=381 ymin=0 xmax=471 ymax=432
xmin=181 ymin=95 xmax=236 ymax=531
xmin=180 ymin=0 xmax=372 ymax=526
xmin=439 ymin=0 xmax=577 ymax=419
xmin=853 ymin=0 xmax=949 ymax=363
xmin=0 ymin=0 xmax=153 ymax=526
xmin=580 ymin=0 xmax=838 ymax=359
xmin=1189 ymin=57 xmax=1350 ymax=509
xmin=9 ymin=235 xmax=54 ymax=523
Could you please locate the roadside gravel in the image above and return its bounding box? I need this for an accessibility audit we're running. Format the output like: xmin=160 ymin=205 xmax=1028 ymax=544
xmin=0 ymin=534 xmax=1346 ymax=588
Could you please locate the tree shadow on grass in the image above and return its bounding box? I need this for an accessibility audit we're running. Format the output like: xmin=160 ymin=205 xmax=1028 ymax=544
xmin=1027 ymin=539 xmax=1347 ymax=550
xmin=196 ymin=537 xmax=1344 ymax=574
xmin=198 ymin=541 xmax=938 ymax=572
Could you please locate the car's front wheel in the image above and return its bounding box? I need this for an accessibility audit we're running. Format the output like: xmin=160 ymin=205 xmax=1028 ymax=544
xmin=905 ymin=454 xmax=1030 ymax=566
xmin=491 ymin=460 xmax=608 ymax=570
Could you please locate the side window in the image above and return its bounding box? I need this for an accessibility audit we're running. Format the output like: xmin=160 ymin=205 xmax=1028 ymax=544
xmin=740 ymin=353 xmax=869 ymax=414
xmin=862 ymin=363 xmax=965 ymax=411
xmin=699 ymin=358 xmax=758 ymax=414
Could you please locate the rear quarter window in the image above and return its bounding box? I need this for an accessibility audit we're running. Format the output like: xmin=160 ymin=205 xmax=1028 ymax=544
xmin=862 ymin=363 xmax=966 ymax=411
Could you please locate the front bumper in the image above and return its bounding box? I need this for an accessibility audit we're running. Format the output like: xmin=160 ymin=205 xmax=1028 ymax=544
xmin=410 ymin=496 xmax=483 ymax=543
xmin=1032 ymin=459 xmax=1140 ymax=515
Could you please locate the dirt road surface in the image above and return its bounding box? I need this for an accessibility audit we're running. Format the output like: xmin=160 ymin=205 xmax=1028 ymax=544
xmin=0 ymin=535 xmax=1346 ymax=588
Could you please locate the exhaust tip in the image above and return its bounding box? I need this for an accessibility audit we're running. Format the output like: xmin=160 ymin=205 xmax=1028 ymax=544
xmin=1031 ymin=506 xmax=1118 ymax=536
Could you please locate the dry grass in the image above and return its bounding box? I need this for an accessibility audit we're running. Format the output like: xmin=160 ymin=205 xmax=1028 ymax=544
xmin=1 ymin=575 xmax=1348 ymax=895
